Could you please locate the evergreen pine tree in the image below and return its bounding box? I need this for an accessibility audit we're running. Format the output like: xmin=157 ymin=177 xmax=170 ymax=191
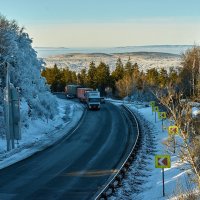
xmin=96 ymin=61 xmax=111 ymax=94
xmin=77 ymin=68 xmax=87 ymax=86
xmin=124 ymin=57 xmax=133 ymax=75
xmin=87 ymin=61 xmax=97 ymax=88
xmin=146 ymin=68 xmax=159 ymax=86
xmin=158 ymin=68 xmax=168 ymax=88
xmin=112 ymin=58 xmax=124 ymax=81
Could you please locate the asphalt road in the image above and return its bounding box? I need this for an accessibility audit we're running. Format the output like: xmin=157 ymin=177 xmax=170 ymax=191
xmin=0 ymin=103 xmax=135 ymax=200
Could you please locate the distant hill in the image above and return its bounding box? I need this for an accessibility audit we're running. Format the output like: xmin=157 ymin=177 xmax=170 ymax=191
xmin=113 ymin=51 xmax=180 ymax=57
xmin=44 ymin=51 xmax=181 ymax=73
xmin=35 ymin=45 xmax=192 ymax=58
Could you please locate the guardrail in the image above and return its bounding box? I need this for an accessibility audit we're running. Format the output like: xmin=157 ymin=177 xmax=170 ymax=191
xmin=94 ymin=105 xmax=141 ymax=200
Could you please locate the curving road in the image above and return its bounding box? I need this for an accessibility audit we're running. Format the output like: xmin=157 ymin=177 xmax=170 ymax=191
xmin=0 ymin=103 xmax=135 ymax=200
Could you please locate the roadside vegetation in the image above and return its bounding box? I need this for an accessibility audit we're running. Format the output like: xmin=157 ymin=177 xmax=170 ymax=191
xmin=42 ymin=46 xmax=200 ymax=197
xmin=156 ymin=47 xmax=200 ymax=196
xmin=0 ymin=15 xmax=58 ymax=137
xmin=42 ymin=47 xmax=199 ymax=101
xmin=42 ymin=57 xmax=178 ymax=98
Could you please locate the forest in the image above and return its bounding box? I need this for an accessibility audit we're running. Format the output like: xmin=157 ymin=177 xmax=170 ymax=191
xmin=42 ymin=47 xmax=200 ymax=101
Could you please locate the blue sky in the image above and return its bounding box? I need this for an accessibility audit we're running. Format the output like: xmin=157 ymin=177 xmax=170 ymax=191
xmin=0 ymin=0 xmax=200 ymax=47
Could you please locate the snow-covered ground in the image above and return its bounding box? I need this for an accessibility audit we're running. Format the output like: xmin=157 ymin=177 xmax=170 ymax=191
xmin=0 ymin=97 xmax=198 ymax=199
xmin=44 ymin=52 xmax=181 ymax=73
xmin=109 ymin=100 xmax=197 ymax=200
xmin=0 ymin=98 xmax=84 ymax=170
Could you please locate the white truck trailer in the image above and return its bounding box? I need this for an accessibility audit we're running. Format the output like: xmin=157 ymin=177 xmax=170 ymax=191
xmin=85 ymin=91 xmax=101 ymax=110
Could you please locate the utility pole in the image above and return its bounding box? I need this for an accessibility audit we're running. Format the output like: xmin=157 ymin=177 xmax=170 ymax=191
xmin=4 ymin=62 xmax=21 ymax=151
xmin=4 ymin=62 xmax=12 ymax=150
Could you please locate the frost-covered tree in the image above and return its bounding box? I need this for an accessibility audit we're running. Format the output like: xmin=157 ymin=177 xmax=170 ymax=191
xmin=0 ymin=15 xmax=58 ymax=135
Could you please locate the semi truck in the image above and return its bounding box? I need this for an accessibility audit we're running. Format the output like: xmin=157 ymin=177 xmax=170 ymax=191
xmin=65 ymin=85 xmax=101 ymax=110
xmin=65 ymin=85 xmax=81 ymax=98
xmin=85 ymin=90 xmax=101 ymax=110
xmin=77 ymin=88 xmax=93 ymax=102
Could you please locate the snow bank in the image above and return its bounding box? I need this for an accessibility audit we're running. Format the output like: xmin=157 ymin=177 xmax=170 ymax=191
xmin=0 ymin=98 xmax=84 ymax=170
xmin=109 ymin=100 xmax=197 ymax=200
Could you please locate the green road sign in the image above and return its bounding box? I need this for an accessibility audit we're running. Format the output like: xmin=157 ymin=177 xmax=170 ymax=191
xmin=150 ymin=101 xmax=155 ymax=107
xmin=155 ymin=155 xmax=171 ymax=168
xmin=155 ymin=106 xmax=159 ymax=112
xmin=158 ymin=112 xmax=167 ymax=120
xmin=153 ymin=106 xmax=159 ymax=112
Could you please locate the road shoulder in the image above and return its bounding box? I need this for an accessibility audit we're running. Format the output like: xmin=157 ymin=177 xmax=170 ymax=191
xmin=0 ymin=98 xmax=84 ymax=170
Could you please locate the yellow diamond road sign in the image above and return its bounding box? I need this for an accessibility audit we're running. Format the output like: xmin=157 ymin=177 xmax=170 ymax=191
xmin=168 ymin=126 xmax=179 ymax=135
xmin=155 ymin=155 xmax=171 ymax=168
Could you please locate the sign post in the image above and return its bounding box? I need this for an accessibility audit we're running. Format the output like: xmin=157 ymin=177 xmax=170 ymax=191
xmin=158 ymin=112 xmax=167 ymax=132
xmin=168 ymin=126 xmax=179 ymax=153
xmin=11 ymin=86 xmax=21 ymax=141
xmin=155 ymin=155 xmax=171 ymax=197
xmin=150 ymin=101 xmax=155 ymax=115
xmin=153 ymin=106 xmax=159 ymax=123
xmin=162 ymin=168 xmax=165 ymax=196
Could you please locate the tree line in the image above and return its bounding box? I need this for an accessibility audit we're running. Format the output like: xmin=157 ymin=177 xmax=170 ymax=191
xmin=41 ymin=58 xmax=177 ymax=98
xmin=41 ymin=61 xmax=112 ymax=95
xmin=42 ymin=47 xmax=200 ymax=100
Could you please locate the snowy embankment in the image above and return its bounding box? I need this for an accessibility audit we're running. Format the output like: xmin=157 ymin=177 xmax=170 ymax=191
xmin=109 ymin=100 xmax=196 ymax=200
xmin=0 ymin=98 xmax=84 ymax=170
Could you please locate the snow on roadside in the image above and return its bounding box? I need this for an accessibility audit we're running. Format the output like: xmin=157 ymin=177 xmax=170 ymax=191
xmin=109 ymin=100 xmax=196 ymax=200
xmin=0 ymin=98 xmax=84 ymax=170
xmin=192 ymin=107 xmax=200 ymax=118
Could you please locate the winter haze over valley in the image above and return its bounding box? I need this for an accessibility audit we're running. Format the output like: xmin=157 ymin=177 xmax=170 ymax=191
xmin=38 ymin=45 xmax=189 ymax=73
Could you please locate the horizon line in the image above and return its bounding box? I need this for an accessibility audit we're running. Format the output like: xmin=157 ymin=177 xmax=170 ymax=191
xmin=33 ymin=44 xmax=194 ymax=49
